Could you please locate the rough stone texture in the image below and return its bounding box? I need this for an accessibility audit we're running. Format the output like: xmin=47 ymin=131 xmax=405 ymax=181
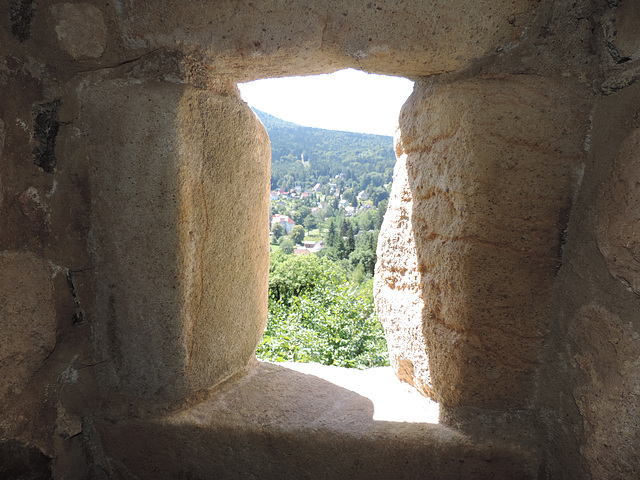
xmin=374 ymin=148 xmax=432 ymax=398
xmin=386 ymin=75 xmax=589 ymax=409
xmin=88 ymin=362 xmax=539 ymax=480
xmin=51 ymin=3 xmax=107 ymax=59
xmin=602 ymin=0 xmax=640 ymax=64
xmin=547 ymin=80 xmax=640 ymax=479
xmin=0 ymin=439 xmax=52 ymax=480
xmin=569 ymin=305 xmax=640 ymax=480
xmin=1 ymin=0 xmax=640 ymax=478
xmin=0 ymin=251 xmax=56 ymax=400
xmin=596 ymin=127 xmax=640 ymax=293
xmin=109 ymin=0 xmax=538 ymax=80
xmin=0 ymin=118 xmax=4 ymax=208
xmin=536 ymin=55 xmax=640 ymax=478
xmin=80 ymin=78 xmax=270 ymax=401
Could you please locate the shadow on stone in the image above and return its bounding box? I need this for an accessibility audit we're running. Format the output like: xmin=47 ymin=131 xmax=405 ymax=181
xmin=0 ymin=440 xmax=52 ymax=480
xmin=91 ymin=362 xmax=537 ymax=479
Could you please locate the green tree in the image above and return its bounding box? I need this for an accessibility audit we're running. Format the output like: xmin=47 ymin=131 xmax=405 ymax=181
xmin=375 ymin=200 xmax=388 ymax=230
xmin=303 ymin=214 xmax=317 ymax=231
xmin=349 ymin=247 xmax=376 ymax=276
xmin=350 ymin=262 xmax=366 ymax=285
xmin=371 ymin=187 xmax=389 ymax=207
xmin=257 ymin=254 xmax=389 ymax=369
xmin=290 ymin=225 xmax=305 ymax=245
xmin=342 ymin=188 xmax=355 ymax=205
xmin=268 ymin=252 xmax=345 ymax=303
xmin=340 ymin=219 xmax=349 ymax=238
xmin=345 ymin=222 xmax=355 ymax=254
xmin=279 ymin=237 xmax=294 ymax=254
xmin=271 ymin=223 xmax=285 ymax=242
xmin=298 ymin=205 xmax=312 ymax=222
xmin=326 ymin=219 xmax=336 ymax=247
xmin=335 ymin=237 xmax=347 ymax=260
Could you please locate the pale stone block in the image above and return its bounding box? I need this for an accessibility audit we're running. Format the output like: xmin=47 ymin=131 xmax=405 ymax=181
xmin=374 ymin=151 xmax=432 ymax=398
xmin=80 ymin=80 xmax=270 ymax=401
xmin=109 ymin=0 xmax=539 ymax=79
xmin=378 ymin=76 xmax=590 ymax=409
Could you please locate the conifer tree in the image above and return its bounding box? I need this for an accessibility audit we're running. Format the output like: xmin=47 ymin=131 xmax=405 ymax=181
xmin=345 ymin=222 xmax=355 ymax=254
xmin=327 ymin=219 xmax=336 ymax=247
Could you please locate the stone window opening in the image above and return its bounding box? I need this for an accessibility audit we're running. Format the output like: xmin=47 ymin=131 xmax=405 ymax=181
xmin=235 ymin=71 xmax=439 ymax=423
xmin=7 ymin=0 xmax=624 ymax=475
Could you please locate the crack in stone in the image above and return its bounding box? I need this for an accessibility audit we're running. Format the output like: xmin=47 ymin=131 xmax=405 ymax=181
xmin=66 ymin=268 xmax=89 ymax=326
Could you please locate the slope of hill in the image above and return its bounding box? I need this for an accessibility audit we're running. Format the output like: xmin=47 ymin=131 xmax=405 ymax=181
xmin=252 ymin=109 xmax=397 ymax=191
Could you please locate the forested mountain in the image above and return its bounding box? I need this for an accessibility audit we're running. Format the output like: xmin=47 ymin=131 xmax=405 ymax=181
xmin=252 ymin=109 xmax=397 ymax=191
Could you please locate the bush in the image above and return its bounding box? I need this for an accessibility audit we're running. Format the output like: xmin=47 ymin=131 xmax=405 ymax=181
xmin=268 ymin=251 xmax=345 ymax=303
xmin=257 ymin=253 xmax=389 ymax=369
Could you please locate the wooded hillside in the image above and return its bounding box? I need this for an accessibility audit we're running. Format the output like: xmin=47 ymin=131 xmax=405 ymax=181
xmin=252 ymin=109 xmax=397 ymax=191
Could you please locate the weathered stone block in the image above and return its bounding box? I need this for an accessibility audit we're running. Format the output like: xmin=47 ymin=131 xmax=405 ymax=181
xmin=0 ymin=251 xmax=56 ymax=400
xmin=50 ymin=3 xmax=107 ymax=60
xmin=569 ymin=304 xmax=640 ymax=480
xmin=80 ymin=80 xmax=270 ymax=401
xmin=108 ymin=0 xmax=539 ymax=79
xmin=375 ymin=150 xmax=432 ymax=398
xmin=596 ymin=127 xmax=640 ymax=293
xmin=378 ymin=75 xmax=590 ymax=409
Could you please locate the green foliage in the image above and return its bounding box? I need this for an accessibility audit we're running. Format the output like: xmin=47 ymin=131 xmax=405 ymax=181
xmin=345 ymin=222 xmax=355 ymax=254
xmin=290 ymin=225 xmax=305 ymax=245
xmin=292 ymin=206 xmax=312 ymax=224
xmin=349 ymin=247 xmax=376 ymax=277
xmin=303 ymin=214 xmax=317 ymax=230
xmin=350 ymin=262 xmax=366 ymax=285
xmin=258 ymin=253 xmax=389 ymax=369
xmin=342 ymin=188 xmax=355 ymax=205
xmin=279 ymin=237 xmax=294 ymax=254
xmin=268 ymin=252 xmax=345 ymax=303
xmin=271 ymin=222 xmax=285 ymax=241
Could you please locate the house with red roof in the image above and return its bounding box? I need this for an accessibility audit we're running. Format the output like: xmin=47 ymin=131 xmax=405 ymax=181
xmin=271 ymin=214 xmax=295 ymax=234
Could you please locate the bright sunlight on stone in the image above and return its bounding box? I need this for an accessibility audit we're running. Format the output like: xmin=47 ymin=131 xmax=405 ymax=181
xmin=279 ymin=362 xmax=439 ymax=423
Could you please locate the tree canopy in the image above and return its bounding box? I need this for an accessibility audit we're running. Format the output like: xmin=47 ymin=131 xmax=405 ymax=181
xmin=258 ymin=252 xmax=389 ymax=369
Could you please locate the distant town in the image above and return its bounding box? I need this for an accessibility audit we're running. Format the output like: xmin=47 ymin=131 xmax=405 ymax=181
xmin=269 ymin=174 xmax=391 ymax=281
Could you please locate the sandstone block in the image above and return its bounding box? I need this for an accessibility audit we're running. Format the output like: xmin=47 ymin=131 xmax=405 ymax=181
xmin=379 ymin=76 xmax=589 ymax=409
xmin=0 ymin=251 xmax=56 ymax=400
xmin=109 ymin=0 xmax=538 ymax=79
xmin=0 ymin=118 xmax=4 ymax=208
xmin=570 ymin=304 xmax=640 ymax=480
xmin=51 ymin=3 xmax=107 ymax=59
xmin=91 ymin=362 xmax=539 ymax=479
xmin=81 ymin=79 xmax=270 ymax=401
xmin=17 ymin=187 xmax=49 ymax=231
xmin=603 ymin=1 xmax=640 ymax=64
xmin=374 ymin=151 xmax=432 ymax=398
xmin=596 ymin=127 xmax=640 ymax=293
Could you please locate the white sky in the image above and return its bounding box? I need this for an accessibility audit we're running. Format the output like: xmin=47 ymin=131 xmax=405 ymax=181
xmin=238 ymin=69 xmax=414 ymax=137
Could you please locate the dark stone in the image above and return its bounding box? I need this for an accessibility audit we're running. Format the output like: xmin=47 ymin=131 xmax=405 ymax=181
xmin=32 ymin=100 xmax=61 ymax=174
xmin=10 ymin=0 xmax=36 ymax=43
xmin=0 ymin=440 xmax=52 ymax=480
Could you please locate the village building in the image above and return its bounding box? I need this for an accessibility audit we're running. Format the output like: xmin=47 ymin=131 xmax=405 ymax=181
xmin=270 ymin=214 xmax=295 ymax=234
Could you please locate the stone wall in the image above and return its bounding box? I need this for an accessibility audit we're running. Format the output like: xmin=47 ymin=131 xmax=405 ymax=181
xmin=1 ymin=0 xmax=640 ymax=478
